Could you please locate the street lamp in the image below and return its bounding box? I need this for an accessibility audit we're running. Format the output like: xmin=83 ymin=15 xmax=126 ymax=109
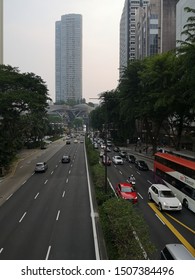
xmin=103 ymin=123 xmax=108 ymax=193
xmin=89 ymin=97 xmax=108 ymax=193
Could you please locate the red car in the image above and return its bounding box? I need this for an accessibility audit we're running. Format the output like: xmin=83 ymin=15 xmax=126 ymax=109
xmin=116 ymin=182 xmax=138 ymax=204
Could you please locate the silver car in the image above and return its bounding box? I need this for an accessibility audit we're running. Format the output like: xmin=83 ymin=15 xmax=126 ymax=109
xmin=34 ymin=162 xmax=48 ymax=173
xmin=112 ymin=155 xmax=124 ymax=165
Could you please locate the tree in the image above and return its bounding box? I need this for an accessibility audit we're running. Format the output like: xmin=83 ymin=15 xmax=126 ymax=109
xmin=0 ymin=65 xmax=50 ymax=168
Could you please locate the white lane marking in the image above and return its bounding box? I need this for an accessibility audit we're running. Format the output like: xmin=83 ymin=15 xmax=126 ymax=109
xmin=34 ymin=192 xmax=39 ymax=199
xmin=108 ymin=178 xmax=117 ymax=197
xmin=155 ymin=213 xmax=165 ymax=225
xmin=62 ymin=191 xmax=65 ymax=198
xmin=19 ymin=212 xmax=27 ymax=223
xmin=136 ymin=171 xmax=141 ymax=175
xmin=51 ymin=171 xmax=54 ymax=175
xmin=84 ymin=144 xmax=100 ymax=260
xmin=22 ymin=180 xmax=27 ymax=185
xmin=66 ymin=178 xmax=69 ymax=183
xmin=0 ymin=248 xmax=3 ymax=254
xmin=44 ymin=179 xmax=48 ymax=184
xmin=20 ymin=165 xmax=23 ymax=169
xmin=147 ymin=180 xmax=152 ymax=185
xmin=6 ymin=193 xmax=13 ymax=200
xmin=138 ymin=192 xmax=143 ymax=199
xmin=45 ymin=245 xmax=51 ymax=260
xmin=69 ymin=170 xmax=71 ymax=174
xmin=119 ymin=170 xmax=123 ymax=175
xmin=56 ymin=210 xmax=60 ymax=221
xmin=56 ymin=165 xmax=58 ymax=168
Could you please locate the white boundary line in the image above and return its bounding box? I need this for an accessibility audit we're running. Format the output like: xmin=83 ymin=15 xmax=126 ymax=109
xmin=84 ymin=141 xmax=100 ymax=260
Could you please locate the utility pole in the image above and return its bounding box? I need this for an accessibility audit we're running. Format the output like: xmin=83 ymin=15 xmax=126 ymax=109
xmin=89 ymin=97 xmax=108 ymax=193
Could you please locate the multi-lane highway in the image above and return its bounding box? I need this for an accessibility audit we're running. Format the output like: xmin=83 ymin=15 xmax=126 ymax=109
xmin=0 ymin=139 xmax=98 ymax=260
xmin=106 ymin=148 xmax=195 ymax=259
xmin=0 ymin=138 xmax=194 ymax=260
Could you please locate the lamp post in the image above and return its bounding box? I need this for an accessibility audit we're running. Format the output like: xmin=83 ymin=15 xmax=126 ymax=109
xmin=89 ymin=97 xmax=108 ymax=193
xmin=103 ymin=123 xmax=108 ymax=193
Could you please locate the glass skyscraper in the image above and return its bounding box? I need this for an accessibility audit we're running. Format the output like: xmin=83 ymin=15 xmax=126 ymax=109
xmin=55 ymin=14 xmax=82 ymax=103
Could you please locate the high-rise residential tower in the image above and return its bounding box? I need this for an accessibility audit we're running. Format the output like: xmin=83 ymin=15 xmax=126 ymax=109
xmin=55 ymin=14 xmax=82 ymax=103
xmin=0 ymin=0 xmax=3 ymax=64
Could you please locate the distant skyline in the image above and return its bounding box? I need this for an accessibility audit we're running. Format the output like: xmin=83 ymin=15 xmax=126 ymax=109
xmin=4 ymin=0 xmax=125 ymax=102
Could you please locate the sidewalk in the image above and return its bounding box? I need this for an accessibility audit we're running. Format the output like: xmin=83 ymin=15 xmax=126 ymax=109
xmin=0 ymin=139 xmax=66 ymax=207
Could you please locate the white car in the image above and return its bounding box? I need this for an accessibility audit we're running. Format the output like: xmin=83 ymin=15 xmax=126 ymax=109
xmin=148 ymin=184 xmax=182 ymax=211
xmin=34 ymin=162 xmax=48 ymax=173
xmin=112 ymin=155 xmax=124 ymax=165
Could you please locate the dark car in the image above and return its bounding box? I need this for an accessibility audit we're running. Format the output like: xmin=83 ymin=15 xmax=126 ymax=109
xmin=135 ymin=160 xmax=149 ymax=171
xmin=66 ymin=140 xmax=71 ymax=144
xmin=126 ymin=154 xmax=136 ymax=163
xmin=113 ymin=146 xmax=120 ymax=152
xmin=119 ymin=150 xmax=127 ymax=158
xmin=61 ymin=155 xmax=71 ymax=163
xmin=102 ymin=155 xmax=111 ymax=166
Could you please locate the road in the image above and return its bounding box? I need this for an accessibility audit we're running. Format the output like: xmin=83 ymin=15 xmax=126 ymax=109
xmin=0 ymin=139 xmax=98 ymax=260
xmin=106 ymin=148 xmax=195 ymax=259
xmin=0 ymin=139 xmax=194 ymax=260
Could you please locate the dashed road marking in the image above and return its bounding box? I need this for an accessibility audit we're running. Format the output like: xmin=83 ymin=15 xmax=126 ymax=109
xmin=34 ymin=193 xmax=39 ymax=199
xmin=19 ymin=212 xmax=27 ymax=223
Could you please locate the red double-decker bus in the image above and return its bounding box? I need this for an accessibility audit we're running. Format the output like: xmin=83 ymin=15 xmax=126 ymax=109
xmin=154 ymin=152 xmax=195 ymax=213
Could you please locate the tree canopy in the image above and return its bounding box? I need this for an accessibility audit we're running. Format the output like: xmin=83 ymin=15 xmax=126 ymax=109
xmin=90 ymin=7 xmax=195 ymax=151
xmin=0 ymin=65 xmax=51 ymax=168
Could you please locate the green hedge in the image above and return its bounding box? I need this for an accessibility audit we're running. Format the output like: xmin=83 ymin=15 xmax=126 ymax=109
xmin=85 ymin=137 xmax=156 ymax=259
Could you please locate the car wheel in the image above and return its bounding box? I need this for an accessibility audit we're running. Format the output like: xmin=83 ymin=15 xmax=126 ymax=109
xmin=183 ymin=199 xmax=189 ymax=209
xmin=148 ymin=192 xmax=152 ymax=201
xmin=158 ymin=203 xmax=162 ymax=211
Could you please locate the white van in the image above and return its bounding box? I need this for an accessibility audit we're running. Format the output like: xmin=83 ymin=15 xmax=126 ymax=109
xmin=161 ymin=244 xmax=194 ymax=260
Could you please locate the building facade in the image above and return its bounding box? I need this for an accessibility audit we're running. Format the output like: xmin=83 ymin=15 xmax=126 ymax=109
xmin=0 ymin=0 xmax=3 ymax=64
xmin=119 ymin=0 xmax=149 ymax=76
xmin=176 ymin=0 xmax=195 ymax=45
xmin=120 ymin=0 xmax=178 ymax=71
xmin=55 ymin=14 xmax=82 ymax=103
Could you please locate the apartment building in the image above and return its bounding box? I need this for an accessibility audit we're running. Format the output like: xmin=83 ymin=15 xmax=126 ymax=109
xmin=55 ymin=14 xmax=82 ymax=103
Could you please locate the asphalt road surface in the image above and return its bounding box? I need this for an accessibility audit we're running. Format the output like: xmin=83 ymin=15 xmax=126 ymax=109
xmin=106 ymin=148 xmax=195 ymax=259
xmin=0 ymin=139 xmax=97 ymax=260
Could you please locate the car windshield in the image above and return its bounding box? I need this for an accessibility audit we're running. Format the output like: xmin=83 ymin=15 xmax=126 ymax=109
xmin=121 ymin=187 xmax=134 ymax=193
xmin=36 ymin=163 xmax=43 ymax=167
xmin=160 ymin=190 xmax=175 ymax=198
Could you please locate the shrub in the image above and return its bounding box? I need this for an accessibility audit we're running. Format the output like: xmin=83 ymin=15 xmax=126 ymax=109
xmin=99 ymin=198 xmax=156 ymax=259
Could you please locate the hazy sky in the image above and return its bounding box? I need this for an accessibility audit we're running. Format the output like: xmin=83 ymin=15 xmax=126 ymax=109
xmin=4 ymin=0 xmax=125 ymax=102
